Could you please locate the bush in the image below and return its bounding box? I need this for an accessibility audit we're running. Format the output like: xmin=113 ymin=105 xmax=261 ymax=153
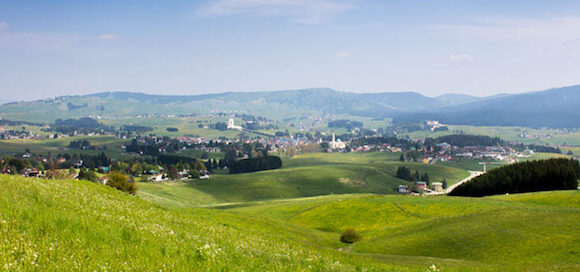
xmin=340 ymin=229 xmax=361 ymax=244
xmin=107 ymin=171 xmax=137 ymax=195
xmin=78 ymin=167 xmax=98 ymax=183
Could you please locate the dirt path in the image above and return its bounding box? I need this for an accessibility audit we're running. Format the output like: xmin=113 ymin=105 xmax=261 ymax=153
xmin=445 ymin=171 xmax=483 ymax=194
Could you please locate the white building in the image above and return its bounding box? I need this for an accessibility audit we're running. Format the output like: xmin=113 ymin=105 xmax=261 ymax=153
xmin=330 ymin=133 xmax=346 ymax=149
xmin=227 ymin=118 xmax=243 ymax=131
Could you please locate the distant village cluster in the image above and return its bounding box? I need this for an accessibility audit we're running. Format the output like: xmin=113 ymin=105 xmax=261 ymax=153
xmin=2 ymin=113 xmax=576 ymax=196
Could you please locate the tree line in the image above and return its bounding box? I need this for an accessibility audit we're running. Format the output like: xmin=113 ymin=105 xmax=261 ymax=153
xmin=229 ymin=156 xmax=282 ymax=174
xmin=395 ymin=166 xmax=430 ymax=183
xmin=449 ymin=158 xmax=580 ymax=197
xmin=424 ymin=134 xmax=504 ymax=147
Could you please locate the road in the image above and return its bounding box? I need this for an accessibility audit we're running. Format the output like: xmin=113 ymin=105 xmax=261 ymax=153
xmin=445 ymin=170 xmax=484 ymax=194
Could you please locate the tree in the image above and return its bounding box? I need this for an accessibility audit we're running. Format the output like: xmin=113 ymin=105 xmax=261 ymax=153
xmin=68 ymin=166 xmax=76 ymax=176
xmin=212 ymin=158 xmax=218 ymax=169
xmin=320 ymin=142 xmax=329 ymax=152
xmin=131 ymin=163 xmax=143 ymax=176
xmin=168 ymin=165 xmax=178 ymax=180
xmin=414 ymin=171 xmax=420 ymax=181
xmin=421 ymin=173 xmax=430 ymax=185
xmin=442 ymin=178 xmax=448 ymax=189
xmin=399 ymin=153 xmax=405 ymax=162
xmin=78 ymin=167 xmax=98 ymax=183
xmin=190 ymin=169 xmax=201 ymax=178
xmin=201 ymin=151 xmax=209 ymax=159
xmin=396 ymin=166 xmax=412 ymax=181
xmin=106 ymin=171 xmax=137 ymax=195
xmin=286 ymin=146 xmax=297 ymax=158
xmin=191 ymin=160 xmax=206 ymax=172
xmin=215 ymin=122 xmax=227 ymax=131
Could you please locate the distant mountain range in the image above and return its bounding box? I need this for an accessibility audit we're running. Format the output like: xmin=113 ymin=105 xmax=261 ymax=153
xmin=394 ymin=85 xmax=580 ymax=128
xmin=1 ymin=85 xmax=579 ymax=128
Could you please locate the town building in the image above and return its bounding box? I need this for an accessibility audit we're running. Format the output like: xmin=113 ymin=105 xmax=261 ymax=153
xmin=227 ymin=118 xmax=243 ymax=131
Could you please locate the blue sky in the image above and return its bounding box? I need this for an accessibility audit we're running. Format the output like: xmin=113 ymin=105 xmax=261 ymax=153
xmin=1 ymin=0 xmax=579 ymax=102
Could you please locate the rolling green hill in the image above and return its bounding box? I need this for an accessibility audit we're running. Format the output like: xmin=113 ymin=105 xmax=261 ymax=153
xmin=0 ymin=175 xmax=406 ymax=271
xmin=0 ymin=88 xmax=452 ymax=123
xmin=138 ymin=152 xmax=470 ymax=208
xmin=2 ymin=174 xmax=578 ymax=271
xmin=228 ymin=191 xmax=580 ymax=271
xmin=3 ymin=85 xmax=580 ymax=129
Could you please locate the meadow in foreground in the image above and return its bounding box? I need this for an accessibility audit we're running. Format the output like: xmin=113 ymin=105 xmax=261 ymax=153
xmin=2 ymin=173 xmax=578 ymax=271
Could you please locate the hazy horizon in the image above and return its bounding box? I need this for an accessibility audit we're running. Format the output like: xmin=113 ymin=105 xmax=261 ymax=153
xmin=6 ymin=83 xmax=580 ymax=104
xmin=1 ymin=0 xmax=579 ymax=102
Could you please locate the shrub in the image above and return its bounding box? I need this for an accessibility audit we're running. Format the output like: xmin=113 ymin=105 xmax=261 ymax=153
xmin=78 ymin=167 xmax=98 ymax=183
xmin=107 ymin=171 xmax=137 ymax=195
xmin=340 ymin=229 xmax=362 ymax=244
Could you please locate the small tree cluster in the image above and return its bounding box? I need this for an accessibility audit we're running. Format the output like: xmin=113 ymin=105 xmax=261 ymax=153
xmin=229 ymin=156 xmax=282 ymax=174
xmin=78 ymin=167 xmax=98 ymax=183
xmin=396 ymin=166 xmax=429 ymax=183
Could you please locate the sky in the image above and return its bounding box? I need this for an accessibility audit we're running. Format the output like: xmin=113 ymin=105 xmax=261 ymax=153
xmin=1 ymin=0 xmax=580 ymax=102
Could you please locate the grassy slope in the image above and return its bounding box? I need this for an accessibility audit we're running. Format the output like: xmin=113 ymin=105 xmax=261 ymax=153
xmin=229 ymin=191 xmax=580 ymax=271
xmin=2 ymin=175 xmax=578 ymax=271
xmin=139 ymin=152 xmax=470 ymax=208
xmin=0 ymin=136 xmax=127 ymax=158
xmin=406 ymin=125 xmax=580 ymax=146
xmin=0 ymin=175 xmax=413 ymax=271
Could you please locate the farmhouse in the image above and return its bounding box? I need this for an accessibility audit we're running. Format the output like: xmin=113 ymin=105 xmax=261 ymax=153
xmin=398 ymin=185 xmax=409 ymax=194
xmin=415 ymin=181 xmax=427 ymax=190
xmin=431 ymin=182 xmax=443 ymax=192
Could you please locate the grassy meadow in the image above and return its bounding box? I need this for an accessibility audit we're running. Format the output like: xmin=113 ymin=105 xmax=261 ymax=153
xmin=226 ymin=191 xmax=580 ymax=271
xmin=405 ymin=125 xmax=580 ymax=146
xmin=139 ymin=152 xmax=470 ymax=208
xmin=2 ymin=174 xmax=578 ymax=271
xmin=1 ymin=175 xmax=409 ymax=271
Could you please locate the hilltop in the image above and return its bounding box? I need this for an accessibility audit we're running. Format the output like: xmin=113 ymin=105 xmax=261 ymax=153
xmin=2 ymin=85 xmax=580 ymax=128
xmin=395 ymin=85 xmax=580 ymax=128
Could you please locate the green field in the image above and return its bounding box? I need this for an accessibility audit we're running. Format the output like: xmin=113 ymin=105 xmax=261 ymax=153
xmin=225 ymin=191 xmax=580 ymax=271
xmin=2 ymin=175 xmax=578 ymax=271
xmin=139 ymin=152 xmax=470 ymax=208
xmin=405 ymin=125 xmax=580 ymax=146
xmin=0 ymin=175 xmax=406 ymax=271
xmin=0 ymin=136 xmax=127 ymax=157
xmin=0 ymin=135 xmax=222 ymax=161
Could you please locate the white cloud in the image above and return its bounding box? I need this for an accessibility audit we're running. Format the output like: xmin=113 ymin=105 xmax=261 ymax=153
xmin=335 ymin=50 xmax=350 ymax=58
xmin=196 ymin=0 xmax=353 ymax=24
xmin=449 ymin=54 xmax=473 ymax=63
xmin=98 ymin=34 xmax=117 ymax=40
